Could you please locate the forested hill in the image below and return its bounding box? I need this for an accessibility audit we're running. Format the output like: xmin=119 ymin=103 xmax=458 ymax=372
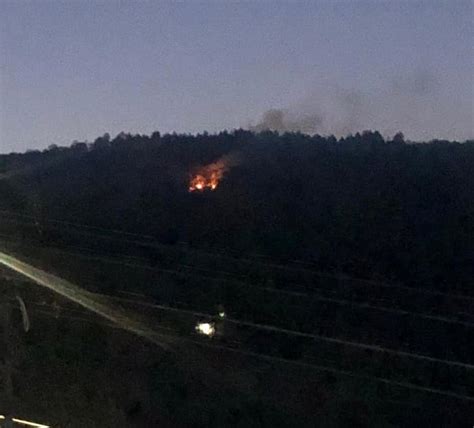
xmin=1 ymin=130 xmax=473 ymax=293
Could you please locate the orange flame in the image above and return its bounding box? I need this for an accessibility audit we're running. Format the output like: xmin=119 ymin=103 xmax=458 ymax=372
xmin=189 ymin=170 xmax=222 ymax=192
xmin=188 ymin=154 xmax=239 ymax=192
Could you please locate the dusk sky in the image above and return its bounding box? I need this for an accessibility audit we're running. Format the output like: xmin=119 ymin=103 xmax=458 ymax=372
xmin=1 ymin=0 xmax=472 ymax=152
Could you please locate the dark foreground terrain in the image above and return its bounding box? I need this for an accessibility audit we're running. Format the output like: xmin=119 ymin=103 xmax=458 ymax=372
xmin=0 ymin=130 xmax=473 ymax=426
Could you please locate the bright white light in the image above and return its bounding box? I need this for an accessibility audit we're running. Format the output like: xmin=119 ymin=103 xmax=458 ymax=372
xmin=218 ymin=311 xmax=225 ymax=318
xmin=13 ymin=418 xmax=50 ymax=428
xmin=0 ymin=415 xmax=50 ymax=428
xmin=195 ymin=322 xmax=215 ymax=336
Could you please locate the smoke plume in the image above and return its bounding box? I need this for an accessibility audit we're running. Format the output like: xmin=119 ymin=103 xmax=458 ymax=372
xmin=250 ymin=109 xmax=323 ymax=134
xmin=249 ymin=70 xmax=472 ymax=141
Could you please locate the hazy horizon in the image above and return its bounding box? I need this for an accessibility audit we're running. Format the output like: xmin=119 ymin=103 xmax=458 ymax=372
xmin=1 ymin=1 xmax=473 ymax=153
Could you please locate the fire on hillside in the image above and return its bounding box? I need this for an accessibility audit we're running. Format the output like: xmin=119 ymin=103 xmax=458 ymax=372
xmin=188 ymin=154 xmax=239 ymax=192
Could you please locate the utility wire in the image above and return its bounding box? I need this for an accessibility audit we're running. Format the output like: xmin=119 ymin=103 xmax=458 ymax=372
xmin=1 ymin=210 xmax=472 ymax=301
xmin=3 ymin=237 xmax=473 ymax=329
xmin=7 ymin=301 xmax=474 ymax=403
xmin=6 ymin=288 xmax=474 ymax=372
xmin=0 ymin=209 xmax=156 ymax=241
xmin=187 ymin=338 xmax=474 ymax=402
xmin=101 ymin=292 xmax=474 ymax=371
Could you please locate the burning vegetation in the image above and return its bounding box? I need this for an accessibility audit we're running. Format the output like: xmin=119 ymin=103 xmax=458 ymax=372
xmin=188 ymin=171 xmax=221 ymax=192
xmin=188 ymin=154 xmax=239 ymax=192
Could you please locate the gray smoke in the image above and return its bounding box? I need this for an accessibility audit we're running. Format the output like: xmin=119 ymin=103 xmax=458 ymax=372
xmin=390 ymin=70 xmax=440 ymax=97
xmin=249 ymin=70 xmax=472 ymax=141
xmin=250 ymin=109 xmax=323 ymax=134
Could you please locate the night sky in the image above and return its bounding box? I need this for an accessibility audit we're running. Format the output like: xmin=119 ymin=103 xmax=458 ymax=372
xmin=1 ymin=0 xmax=472 ymax=152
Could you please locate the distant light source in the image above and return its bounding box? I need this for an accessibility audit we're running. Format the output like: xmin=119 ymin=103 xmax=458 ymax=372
xmin=218 ymin=311 xmax=225 ymax=318
xmin=195 ymin=322 xmax=215 ymax=337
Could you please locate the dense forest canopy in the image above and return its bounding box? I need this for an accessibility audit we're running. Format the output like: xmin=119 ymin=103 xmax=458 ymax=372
xmin=1 ymin=130 xmax=473 ymax=294
xmin=1 ymin=130 xmax=474 ymax=427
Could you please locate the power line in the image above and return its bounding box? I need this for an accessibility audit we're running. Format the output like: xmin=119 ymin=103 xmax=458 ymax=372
xmin=0 ymin=231 xmax=257 ymax=281
xmin=186 ymin=338 xmax=474 ymax=402
xmin=101 ymin=293 xmax=474 ymax=371
xmin=2 ymin=210 xmax=472 ymax=301
xmin=261 ymin=286 xmax=474 ymax=328
xmin=2 ymin=232 xmax=474 ymax=399
xmin=5 ymin=296 xmax=422 ymax=410
xmin=7 ymin=287 xmax=474 ymax=372
xmin=0 ymin=209 xmax=156 ymax=241
xmin=8 ymin=301 xmax=474 ymax=403
xmin=4 ymin=299 xmax=178 ymax=337
xmin=3 ymin=237 xmax=473 ymax=329
xmin=0 ymin=250 xmax=174 ymax=351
